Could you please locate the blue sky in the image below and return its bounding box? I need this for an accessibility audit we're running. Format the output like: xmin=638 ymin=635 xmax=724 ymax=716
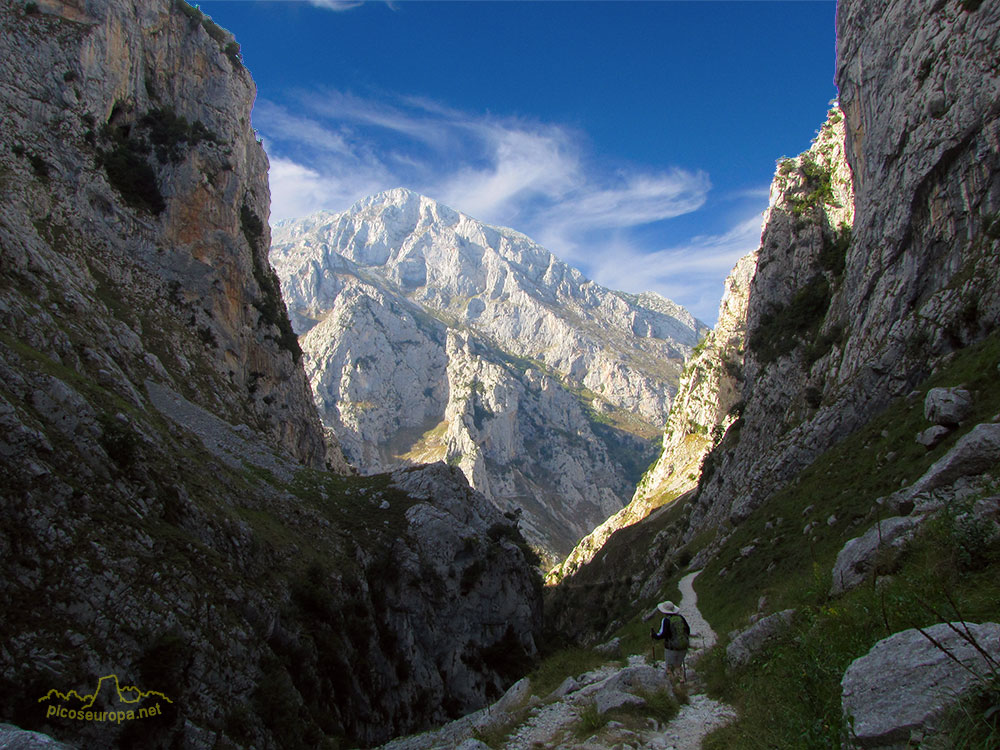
xmin=198 ymin=0 xmax=838 ymax=323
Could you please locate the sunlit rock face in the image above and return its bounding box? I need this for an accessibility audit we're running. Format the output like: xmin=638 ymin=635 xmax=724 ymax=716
xmin=272 ymin=188 xmax=708 ymax=561
xmin=692 ymin=0 xmax=1000 ymax=533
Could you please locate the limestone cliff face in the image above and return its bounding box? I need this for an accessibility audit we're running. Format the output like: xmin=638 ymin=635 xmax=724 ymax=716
xmin=548 ymin=0 xmax=1000 ymax=642
xmin=0 ymin=2 xmax=542 ymax=747
xmin=690 ymin=0 xmax=1000 ymax=531
xmin=441 ymin=329 xmax=630 ymax=561
xmin=1 ymin=0 xmax=334 ymax=468
xmin=547 ymin=250 xmax=756 ymax=583
xmin=549 ymin=108 xmax=852 ymax=583
xmin=272 ymin=189 xmax=702 ymax=560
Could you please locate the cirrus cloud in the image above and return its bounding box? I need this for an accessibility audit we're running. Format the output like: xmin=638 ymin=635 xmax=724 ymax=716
xmin=255 ymin=87 xmax=756 ymax=322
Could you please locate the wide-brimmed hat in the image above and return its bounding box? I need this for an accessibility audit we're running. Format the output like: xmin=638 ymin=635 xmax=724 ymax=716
xmin=656 ymin=600 xmax=678 ymax=614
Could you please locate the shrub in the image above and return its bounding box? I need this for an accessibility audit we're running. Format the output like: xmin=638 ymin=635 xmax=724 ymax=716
xmin=479 ymin=625 xmax=535 ymax=683
xmin=28 ymin=153 xmax=49 ymax=180
xmin=174 ymin=0 xmax=203 ymax=22
xmin=140 ymin=106 xmax=217 ymax=164
xmin=786 ymin=155 xmax=835 ymax=217
xmin=98 ymin=413 xmax=138 ymax=467
xmin=98 ymin=137 xmax=165 ymax=214
xmin=819 ymin=222 xmax=851 ymax=279
xmin=225 ymin=41 xmax=242 ymax=66
xmin=202 ymin=16 xmax=228 ymax=44
xmin=575 ymin=700 xmax=608 ymax=737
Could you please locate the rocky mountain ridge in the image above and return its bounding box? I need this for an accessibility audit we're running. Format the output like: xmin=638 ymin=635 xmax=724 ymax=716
xmin=0 ymin=1 xmax=542 ymax=747
xmin=271 ymin=189 xmax=706 ymax=560
xmin=273 ymin=187 xmax=704 ymax=428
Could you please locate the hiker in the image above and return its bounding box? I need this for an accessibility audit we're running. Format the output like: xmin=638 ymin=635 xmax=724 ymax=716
xmin=647 ymin=600 xmax=691 ymax=682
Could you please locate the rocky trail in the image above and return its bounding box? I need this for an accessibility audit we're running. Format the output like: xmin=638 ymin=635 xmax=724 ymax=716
xmin=380 ymin=570 xmax=736 ymax=750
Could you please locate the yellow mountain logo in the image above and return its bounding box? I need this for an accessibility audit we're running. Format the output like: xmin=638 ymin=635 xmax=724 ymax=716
xmin=38 ymin=674 xmax=172 ymax=723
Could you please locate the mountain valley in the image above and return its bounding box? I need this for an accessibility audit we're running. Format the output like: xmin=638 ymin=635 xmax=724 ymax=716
xmin=0 ymin=0 xmax=998 ymax=749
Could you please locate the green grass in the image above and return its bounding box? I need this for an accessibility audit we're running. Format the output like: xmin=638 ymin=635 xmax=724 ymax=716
xmin=701 ymin=511 xmax=1000 ymax=749
xmin=691 ymin=331 xmax=1000 ymax=748
xmin=574 ymin=700 xmax=609 ymax=737
xmin=938 ymin=671 xmax=1000 ymax=748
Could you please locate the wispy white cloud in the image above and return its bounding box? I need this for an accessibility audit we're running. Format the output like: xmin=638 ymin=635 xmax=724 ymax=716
xmin=259 ymin=89 xmax=709 ymax=230
xmin=307 ymin=0 xmax=364 ymax=11
xmin=586 ymin=212 xmax=764 ymax=323
xmin=255 ymin=88 xmax=743 ymax=319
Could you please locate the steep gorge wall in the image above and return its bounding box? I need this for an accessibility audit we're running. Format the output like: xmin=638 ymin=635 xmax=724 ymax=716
xmin=689 ymin=0 xmax=1000 ymax=533
xmin=549 ymin=0 xmax=1000 ymax=635
xmin=1 ymin=0 xmax=332 ymax=466
xmin=547 ymin=249 xmax=756 ymax=584
xmin=273 ymin=189 xmax=698 ymax=561
xmin=0 ymin=2 xmax=542 ymax=747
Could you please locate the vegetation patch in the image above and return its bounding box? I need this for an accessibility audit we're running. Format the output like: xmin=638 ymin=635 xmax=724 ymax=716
xmin=786 ymin=155 xmax=836 ymax=217
xmin=819 ymin=222 xmax=851 ymax=279
xmin=748 ymin=274 xmax=831 ymax=364
xmin=528 ymin=647 xmax=608 ymax=699
xmin=96 ymin=106 xmax=217 ymax=215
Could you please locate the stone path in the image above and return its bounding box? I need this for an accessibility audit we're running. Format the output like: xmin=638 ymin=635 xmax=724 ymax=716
xmin=377 ymin=569 xmax=737 ymax=750
xmin=678 ymin=569 xmax=717 ymax=653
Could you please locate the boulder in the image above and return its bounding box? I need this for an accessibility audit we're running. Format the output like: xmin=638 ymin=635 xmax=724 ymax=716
xmin=726 ymin=609 xmax=796 ymax=668
xmin=592 ymin=666 xmax=666 ymax=715
xmin=923 ymin=388 xmax=973 ymax=427
xmin=547 ymin=675 xmax=580 ymax=701
xmin=491 ymin=676 xmax=531 ymax=716
xmin=594 ymin=637 xmax=623 ymax=658
xmin=841 ymin=622 xmax=1000 ymax=748
xmin=915 ymin=425 xmax=951 ymax=449
xmin=830 ymin=516 xmax=922 ymax=596
xmin=0 ymin=725 xmax=74 ymax=749
xmin=908 ymin=423 xmax=1000 ymax=498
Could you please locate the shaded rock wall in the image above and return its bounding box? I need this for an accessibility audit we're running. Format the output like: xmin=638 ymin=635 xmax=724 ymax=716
xmin=0 ymin=2 xmax=542 ymax=747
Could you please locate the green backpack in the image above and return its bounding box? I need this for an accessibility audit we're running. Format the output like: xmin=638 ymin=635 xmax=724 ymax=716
xmin=662 ymin=614 xmax=690 ymax=650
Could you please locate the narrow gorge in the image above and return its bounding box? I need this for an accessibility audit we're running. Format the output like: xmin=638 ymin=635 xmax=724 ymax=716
xmin=1 ymin=0 xmax=998 ymax=749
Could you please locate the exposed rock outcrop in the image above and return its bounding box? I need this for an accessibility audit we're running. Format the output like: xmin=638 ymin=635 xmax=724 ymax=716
xmin=0 ymin=724 xmax=74 ymax=750
xmin=686 ymin=0 xmax=1000 ymax=533
xmin=1 ymin=0 xmax=334 ymax=469
xmin=546 ymin=0 xmax=1000 ymax=658
xmin=547 ymin=251 xmax=756 ymax=582
xmin=725 ymin=609 xmax=796 ymax=669
xmin=830 ymin=517 xmax=922 ymax=596
xmin=924 ymin=387 xmax=973 ymax=427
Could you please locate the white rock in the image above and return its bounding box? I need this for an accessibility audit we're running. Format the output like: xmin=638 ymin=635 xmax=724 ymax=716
xmin=841 ymin=622 xmax=1000 ymax=748
xmin=924 ymin=387 xmax=973 ymax=427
